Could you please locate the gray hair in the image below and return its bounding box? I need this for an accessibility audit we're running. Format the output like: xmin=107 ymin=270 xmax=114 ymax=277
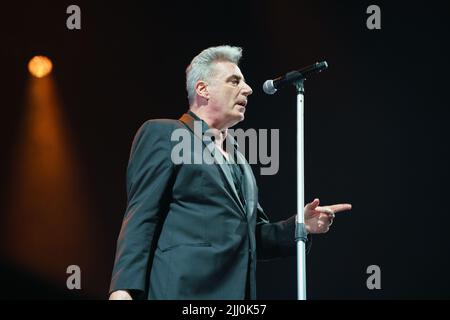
xmin=186 ymin=45 xmax=243 ymax=105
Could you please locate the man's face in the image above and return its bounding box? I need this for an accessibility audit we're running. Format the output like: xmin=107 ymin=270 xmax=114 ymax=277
xmin=206 ymin=61 xmax=253 ymax=128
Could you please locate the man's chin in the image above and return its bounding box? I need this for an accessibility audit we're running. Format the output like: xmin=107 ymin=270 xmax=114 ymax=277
xmin=236 ymin=110 xmax=245 ymax=122
xmin=226 ymin=113 xmax=245 ymax=129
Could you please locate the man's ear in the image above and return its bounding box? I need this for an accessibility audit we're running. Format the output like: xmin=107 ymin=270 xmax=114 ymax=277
xmin=195 ymin=80 xmax=209 ymax=100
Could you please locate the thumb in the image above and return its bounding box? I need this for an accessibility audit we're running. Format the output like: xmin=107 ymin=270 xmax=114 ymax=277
xmin=305 ymin=198 xmax=320 ymax=210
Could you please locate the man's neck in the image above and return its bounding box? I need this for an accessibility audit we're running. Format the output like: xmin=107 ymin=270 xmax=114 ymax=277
xmin=189 ymin=109 xmax=228 ymax=151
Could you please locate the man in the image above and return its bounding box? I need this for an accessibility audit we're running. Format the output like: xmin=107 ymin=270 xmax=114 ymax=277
xmin=109 ymin=45 xmax=351 ymax=300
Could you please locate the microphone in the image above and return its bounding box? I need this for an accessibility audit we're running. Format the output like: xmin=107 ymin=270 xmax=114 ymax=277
xmin=263 ymin=61 xmax=328 ymax=95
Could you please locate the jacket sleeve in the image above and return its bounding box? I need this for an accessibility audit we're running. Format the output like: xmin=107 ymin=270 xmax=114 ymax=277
xmin=255 ymin=202 xmax=312 ymax=261
xmin=109 ymin=120 xmax=175 ymax=296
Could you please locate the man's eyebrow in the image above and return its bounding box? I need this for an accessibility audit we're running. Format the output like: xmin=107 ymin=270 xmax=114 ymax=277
xmin=227 ymin=74 xmax=246 ymax=83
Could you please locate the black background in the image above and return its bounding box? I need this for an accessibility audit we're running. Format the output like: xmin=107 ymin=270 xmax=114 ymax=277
xmin=0 ymin=0 xmax=449 ymax=299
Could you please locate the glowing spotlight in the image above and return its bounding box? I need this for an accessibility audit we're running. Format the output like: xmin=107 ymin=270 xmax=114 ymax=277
xmin=28 ymin=55 xmax=53 ymax=78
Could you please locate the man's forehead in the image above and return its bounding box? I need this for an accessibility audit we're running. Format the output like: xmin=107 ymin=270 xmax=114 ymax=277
xmin=211 ymin=61 xmax=244 ymax=79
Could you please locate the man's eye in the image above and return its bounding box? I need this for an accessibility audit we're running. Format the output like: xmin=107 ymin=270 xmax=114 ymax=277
xmin=231 ymin=79 xmax=239 ymax=85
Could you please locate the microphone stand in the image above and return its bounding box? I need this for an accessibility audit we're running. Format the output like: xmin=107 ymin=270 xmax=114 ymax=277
xmin=264 ymin=62 xmax=327 ymax=300
xmin=294 ymin=79 xmax=308 ymax=300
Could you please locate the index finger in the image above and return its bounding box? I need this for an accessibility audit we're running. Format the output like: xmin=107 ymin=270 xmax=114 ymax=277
xmin=327 ymin=203 xmax=352 ymax=213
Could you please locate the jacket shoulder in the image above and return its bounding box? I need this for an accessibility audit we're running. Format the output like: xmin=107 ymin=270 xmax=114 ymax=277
xmin=132 ymin=118 xmax=185 ymax=139
xmin=139 ymin=118 xmax=183 ymax=131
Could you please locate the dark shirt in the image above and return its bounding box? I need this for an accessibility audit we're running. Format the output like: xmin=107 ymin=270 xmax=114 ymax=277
xmin=227 ymin=155 xmax=245 ymax=206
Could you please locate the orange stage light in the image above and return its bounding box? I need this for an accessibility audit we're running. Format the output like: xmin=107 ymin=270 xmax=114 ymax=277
xmin=28 ymin=55 xmax=53 ymax=78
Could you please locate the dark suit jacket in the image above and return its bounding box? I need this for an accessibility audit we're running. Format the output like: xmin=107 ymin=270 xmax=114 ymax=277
xmin=109 ymin=112 xmax=309 ymax=299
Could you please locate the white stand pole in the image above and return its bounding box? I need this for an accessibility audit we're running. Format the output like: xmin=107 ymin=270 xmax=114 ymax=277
xmin=295 ymin=80 xmax=307 ymax=300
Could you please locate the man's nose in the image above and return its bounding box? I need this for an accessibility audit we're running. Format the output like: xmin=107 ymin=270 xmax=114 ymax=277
xmin=242 ymin=82 xmax=253 ymax=96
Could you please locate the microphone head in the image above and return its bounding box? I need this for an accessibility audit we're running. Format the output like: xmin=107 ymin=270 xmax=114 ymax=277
xmin=318 ymin=61 xmax=328 ymax=72
xmin=263 ymin=79 xmax=277 ymax=95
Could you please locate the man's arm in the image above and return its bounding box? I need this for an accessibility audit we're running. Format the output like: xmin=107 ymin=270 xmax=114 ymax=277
xmin=255 ymin=199 xmax=351 ymax=260
xmin=255 ymin=203 xmax=307 ymax=260
xmin=109 ymin=120 xmax=175 ymax=299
